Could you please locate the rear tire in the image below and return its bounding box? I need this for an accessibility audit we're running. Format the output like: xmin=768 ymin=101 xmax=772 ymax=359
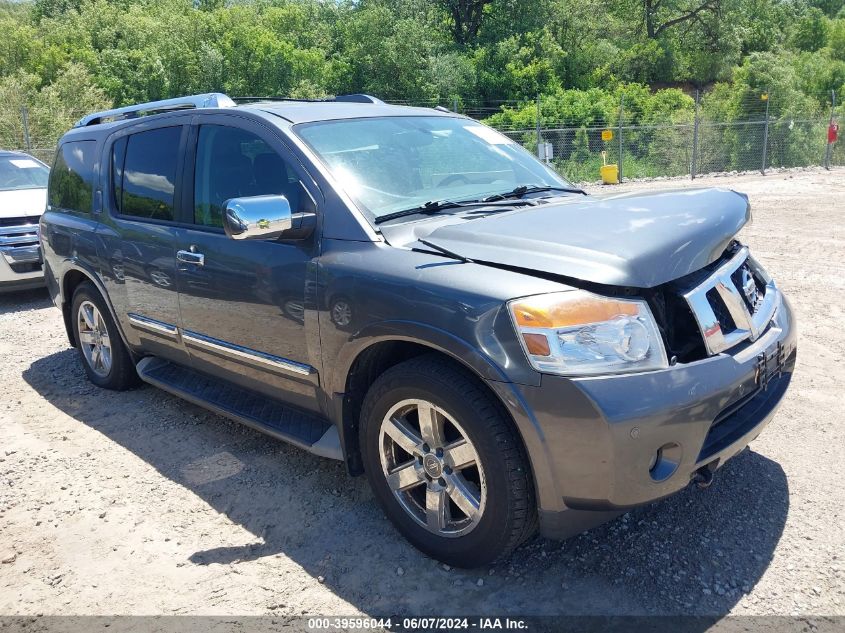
xmin=71 ymin=282 xmax=139 ymax=390
xmin=360 ymin=354 xmax=537 ymax=567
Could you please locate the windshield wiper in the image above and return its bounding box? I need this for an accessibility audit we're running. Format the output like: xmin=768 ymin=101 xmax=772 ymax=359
xmin=482 ymin=184 xmax=587 ymax=202
xmin=417 ymin=238 xmax=473 ymax=263
xmin=374 ymin=198 xmax=531 ymax=225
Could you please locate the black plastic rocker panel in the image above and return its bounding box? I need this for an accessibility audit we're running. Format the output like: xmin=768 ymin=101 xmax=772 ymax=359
xmin=136 ymin=356 xmax=338 ymax=456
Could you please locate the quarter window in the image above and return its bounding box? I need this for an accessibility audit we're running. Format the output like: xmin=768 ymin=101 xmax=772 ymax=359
xmin=114 ymin=126 xmax=181 ymax=221
xmin=193 ymin=125 xmax=313 ymax=228
xmin=49 ymin=141 xmax=96 ymax=214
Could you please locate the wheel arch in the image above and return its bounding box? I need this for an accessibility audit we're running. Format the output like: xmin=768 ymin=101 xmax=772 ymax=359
xmin=60 ymin=265 xmax=130 ymax=351
xmin=328 ymin=322 xmax=512 ymax=398
xmin=330 ymin=324 xmax=547 ymax=500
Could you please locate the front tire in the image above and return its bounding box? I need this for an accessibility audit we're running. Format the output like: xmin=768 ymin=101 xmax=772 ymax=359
xmin=71 ymin=282 xmax=139 ymax=390
xmin=360 ymin=354 xmax=537 ymax=567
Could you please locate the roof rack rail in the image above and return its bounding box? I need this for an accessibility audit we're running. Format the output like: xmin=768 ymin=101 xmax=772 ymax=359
xmin=231 ymin=94 xmax=385 ymax=105
xmin=75 ymin=93 xmax=236 ymax=128
xmin=231 ymin=97 xmax=307 ymax=103
xmin=332 ymin=94 xmax=384 ymax=104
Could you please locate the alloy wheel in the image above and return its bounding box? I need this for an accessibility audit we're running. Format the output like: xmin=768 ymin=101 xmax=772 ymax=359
xmin=378 ymin=398 xmax=486 ymax=537
xmin=77 ymin=300 xmax=112 ymax=378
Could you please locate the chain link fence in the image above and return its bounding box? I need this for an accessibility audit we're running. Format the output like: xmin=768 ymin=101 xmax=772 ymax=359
xmin=489 ymin=91 xmax=842 ymax=182
xmin=1 ymin=102 xmax=95 ymax=166
xmin=3 ymin=91 xmax=842 ymax=179
xmin=500 ymin=117 xmax=844 ymax=182
xmin=12 ymin=147 xmax=56 ymax=165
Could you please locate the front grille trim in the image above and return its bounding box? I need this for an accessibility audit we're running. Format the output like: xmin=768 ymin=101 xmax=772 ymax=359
xmin=0 ymin=216 xmax=39 ymax=228
xmin=681 ymin=246 xmax=778 ymax=355
xmin=0 ymin=222 xmax=42 ymax=266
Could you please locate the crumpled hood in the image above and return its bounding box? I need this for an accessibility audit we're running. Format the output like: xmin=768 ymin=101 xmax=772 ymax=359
xmin=0 ymin=188 xmax=48 ymax=220
xmin=421 ymin=188 xmax=750 ymax=288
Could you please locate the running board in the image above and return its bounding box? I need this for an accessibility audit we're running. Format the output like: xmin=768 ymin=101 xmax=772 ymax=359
xmin=136 ymin=357 xmax=342 ymax=460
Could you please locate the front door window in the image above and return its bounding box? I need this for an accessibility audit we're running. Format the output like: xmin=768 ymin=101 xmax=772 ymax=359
xmin=193 ymin=125 xmax=313 ymax=229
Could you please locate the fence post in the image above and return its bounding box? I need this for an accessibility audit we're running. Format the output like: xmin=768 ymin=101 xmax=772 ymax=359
xmin=20 ymin=107 xmax=32 ymax=152
xmin=691 ymin=90 xmax=700 ymax=180
xmin=618 ymin=95 xmax=624 ymax=181
xmin=536 ymin=95 xmax=542 ymax=158
xmin=761 ymin=90 xmax=770 ymax=175
xmin=825 ymin=89 xmax=836 ymax=170
xmin=453 ymin=97 xmax=459 ymax=114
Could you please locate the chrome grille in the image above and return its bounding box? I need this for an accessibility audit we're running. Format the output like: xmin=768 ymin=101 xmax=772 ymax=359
xmin=0 ymin=216 xmax=38 ymax=227
xmin=682 ymin=246 xmax=778 ymax=355
xmin=0 ymin=218 xmax=41 ymax=268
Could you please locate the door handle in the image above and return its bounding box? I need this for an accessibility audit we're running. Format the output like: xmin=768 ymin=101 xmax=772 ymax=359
xmin=177 ymin=249 xmax=205 ymax=266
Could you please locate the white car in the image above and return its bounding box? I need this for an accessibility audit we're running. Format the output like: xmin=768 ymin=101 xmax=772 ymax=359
xmin=0 ymin=150 xmax=49 ymax=292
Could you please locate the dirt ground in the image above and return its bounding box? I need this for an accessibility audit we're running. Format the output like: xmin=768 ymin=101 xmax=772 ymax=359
xmin=0 ymin=167 xmax=843 ymax=618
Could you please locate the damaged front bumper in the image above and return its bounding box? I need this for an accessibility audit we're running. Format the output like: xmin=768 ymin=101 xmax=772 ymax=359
xmin=507 ymin=290 xmax=797 ymax=540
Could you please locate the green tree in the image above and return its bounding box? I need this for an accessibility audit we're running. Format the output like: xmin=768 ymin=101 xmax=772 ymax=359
xmin=0 ymin=17 xmax=39 ymax=77
xmin=438 ymin=0 xmax=495 ymax=45
xmin=638 ymin=0 xmax=722 ymax=40
xmin=830 ymin=19 xmax=845 ymax=60
xmin=473 ymin=30 xmax=562 ymax=101
xmin=811 ymin=0 xmax=842 ymax=19
xmin=0 ymin=63 xmax=109 ymax=156
xmin=334 ymin=3 xmax=446 ymax=101
xmin=736 ymin=0 xmax=794 ymax=54
xmin=32 ymin=0 xmax=84 ymax=21
xmin=793 ymin=7 xmax=830 ymax=52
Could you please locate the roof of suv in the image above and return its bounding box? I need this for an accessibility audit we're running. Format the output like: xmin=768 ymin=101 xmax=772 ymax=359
xmin=242 ymin=101 xmax=454 ymax=125
xmin=58 ymin=94 xmax=461 ymax=147
xmin=66 ymin=94 xmax=458 ymax=138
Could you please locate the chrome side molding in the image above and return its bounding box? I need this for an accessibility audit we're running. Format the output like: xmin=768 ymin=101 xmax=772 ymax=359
xmin=181 ymin=329 xmax=315 ymax=377
xmin=128 ymin=313 xmax=179 ymax=338
xmin=683 ymin=246 xmax=779 ymax=355
xmin=127 ymin=314 xmax=316 ymax=378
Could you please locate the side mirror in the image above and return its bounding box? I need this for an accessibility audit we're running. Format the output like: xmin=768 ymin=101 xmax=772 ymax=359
xmin=223 ymin=195 xmax=292 ymax=240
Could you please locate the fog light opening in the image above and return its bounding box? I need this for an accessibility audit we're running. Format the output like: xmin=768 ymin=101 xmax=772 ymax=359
xmin=648 ymin=442 xmax=682 ymax=482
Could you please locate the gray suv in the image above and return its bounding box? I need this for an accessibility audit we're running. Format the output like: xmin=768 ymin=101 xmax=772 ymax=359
xmin=40 ymin=93 xmax=797 ymax=567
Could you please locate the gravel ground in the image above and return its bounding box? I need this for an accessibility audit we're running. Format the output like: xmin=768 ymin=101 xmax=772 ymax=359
xmin=0 ymin=167 xmax=843 ymax=618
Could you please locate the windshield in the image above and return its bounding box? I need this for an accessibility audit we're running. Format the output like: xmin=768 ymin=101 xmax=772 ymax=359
xmin=294 ymin=116 xmax=573 ymax=220
xmin=0 ymin=155 xmax=49 ymax=191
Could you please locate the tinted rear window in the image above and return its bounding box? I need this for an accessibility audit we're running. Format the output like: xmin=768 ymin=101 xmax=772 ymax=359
xmin=49 ymin=141 xmax=96 ymax=214
xmin=116 ymin=126 xmax=181 ymax=222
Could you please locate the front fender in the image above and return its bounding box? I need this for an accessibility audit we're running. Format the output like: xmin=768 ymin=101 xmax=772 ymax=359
xmin=328 ymin=319 xmax=513 ymax=396
xmin=327 ymin=320 xmax=556 ymax=509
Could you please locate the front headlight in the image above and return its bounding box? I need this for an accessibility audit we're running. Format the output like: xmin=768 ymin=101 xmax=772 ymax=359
xmin=508 ymin=290 xmax=668 ymax=377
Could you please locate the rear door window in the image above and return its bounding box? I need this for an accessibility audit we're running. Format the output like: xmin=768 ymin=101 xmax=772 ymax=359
xmin=113 ymin=126 xmax=182 ymax=222
xmin=49 ymin=141 xmax=96 ymax=214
